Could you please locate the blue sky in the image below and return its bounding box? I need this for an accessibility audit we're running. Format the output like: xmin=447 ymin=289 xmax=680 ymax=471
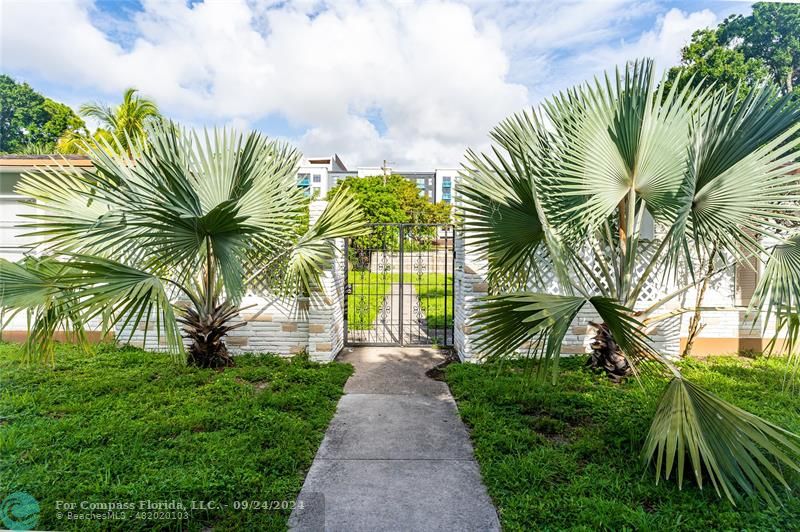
xmin=1 ymin=0 xmax=751 ymax=168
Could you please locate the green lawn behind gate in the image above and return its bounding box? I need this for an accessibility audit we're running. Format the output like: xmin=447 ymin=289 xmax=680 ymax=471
xmin=346 ymin=272 xmax=453 ymax=331
xmin=346 ymin=271 xmax=390 ymax=330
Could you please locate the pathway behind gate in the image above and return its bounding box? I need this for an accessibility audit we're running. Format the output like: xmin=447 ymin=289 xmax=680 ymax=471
xmin=289 ymin=347 xmax=500 ymax=532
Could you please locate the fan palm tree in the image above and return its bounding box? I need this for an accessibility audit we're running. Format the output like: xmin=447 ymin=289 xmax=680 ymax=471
xmin=57 ymin=88 xmax=160 ymax=155
xmin=0 ymin=121 xmax=366 ymax=367
xmin=460 ymin=59 xmax=800 ymax=504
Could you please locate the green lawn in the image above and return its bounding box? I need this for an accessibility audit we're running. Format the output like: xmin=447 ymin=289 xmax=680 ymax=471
xmin=0 ymin=343 xmax=352 ymax=531
xmin=413 ymin=274 xmax=453 ymax=329
xmin=445 ymin=355 xmax=800 ymax=531
xmin=346 ymin=271 xmax=390 ymax=330
xmin=346 ymin=271 xmax=453 ymax=330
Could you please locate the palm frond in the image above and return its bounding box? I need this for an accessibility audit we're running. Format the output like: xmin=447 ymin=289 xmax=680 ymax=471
xmin=666 ymin=84 xmax=800 ymax=270
xmin=282 ymin=188 xmax=368 ymax=296
xmin=0 ymin=257 xmax=86 ymax=364
xmin=644 ymin=377 xmax=800 ymax=504
xmin=459 ymin=148 xmax=546 ymax=289
xmin=543 ymin=62 xmax=705 ymax=296
xmin=473 ymin=292 xmax=587 ymax=381
xmin=750 ymin=233 xmax=800 ymax=374
xmin=78 ymin=102 xmax=116 ymax=128
xmin=56 ymin=255 xmax=184 ymax=358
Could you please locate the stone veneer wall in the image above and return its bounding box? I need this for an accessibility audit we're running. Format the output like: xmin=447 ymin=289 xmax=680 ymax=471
xmin=120 ymin=200 xmax=346 ymax=362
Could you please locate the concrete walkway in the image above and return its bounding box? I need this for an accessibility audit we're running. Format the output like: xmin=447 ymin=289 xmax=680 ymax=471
xmin=289 ymin=347 xmax=500 ymax=532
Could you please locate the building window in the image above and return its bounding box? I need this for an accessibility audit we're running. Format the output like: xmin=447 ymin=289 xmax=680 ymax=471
xmin=313 ymin=174 xmax=321 ymax=183
xmin=442 ymin=177 xmax=451 ymax=188
xmin=297 ymin=173 xmax=310 ymax=187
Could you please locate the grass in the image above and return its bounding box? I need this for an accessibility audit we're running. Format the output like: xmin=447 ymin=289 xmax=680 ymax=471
xmin=445 ymin=355 xmax=800 ymax=531
xmin=347 ymin=271 xmax=390 ymax=330
xmin=0 ymin=342 xmax=352 ymax=531
xmin=346 ymin=271 xmax=453 ymax=330
xmin=414 ymin=274 xmax=453 ymax=328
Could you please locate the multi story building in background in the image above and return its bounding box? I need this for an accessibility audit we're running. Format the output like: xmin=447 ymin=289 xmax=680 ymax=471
xmin=297 ymin=154 xmax=457 ymax=204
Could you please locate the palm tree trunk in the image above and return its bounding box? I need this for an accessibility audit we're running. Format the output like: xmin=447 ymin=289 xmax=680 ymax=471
xmin=587 ymin=321 xmax=632 ymax=383
xmin=178 ymin=302 xmax=246 ymax=369
xmin=682 ymin=246 xmax=717 ymax=357
xmin=186 ymin=329 xmax=235 ymax=368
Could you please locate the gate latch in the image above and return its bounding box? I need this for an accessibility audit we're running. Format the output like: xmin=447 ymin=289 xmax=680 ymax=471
xmin=345 ymin=283 xmax=354 ymax=295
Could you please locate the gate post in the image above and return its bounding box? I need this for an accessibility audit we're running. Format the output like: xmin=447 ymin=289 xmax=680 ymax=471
xmin=306 ymin=200 xmax=346 ymax=362
xmin=453 ymin=182 xmax=490 ymax=362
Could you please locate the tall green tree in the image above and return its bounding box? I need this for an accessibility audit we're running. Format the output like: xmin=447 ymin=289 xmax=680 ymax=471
xmin=667 ymin=3 xmax=800 ymax=96
xmin=329 ymin=174 xmax=449 ymax=224
xmin=0 ymin=75 xmax=85 ymax=153
xmin=0 ymin=122 xmax=366 ymax=367
xmin=328 ymin=174 xmax=451 ymax=254
xmin=664 ymin=28 xmax=770 ymax=94
xmin=461 ymin=59 xmax=800 ymax=504
xmin=721 ymin=2 xmax=800 ymax=95
xmin=59 ymin=88 xmax=161 ymax=155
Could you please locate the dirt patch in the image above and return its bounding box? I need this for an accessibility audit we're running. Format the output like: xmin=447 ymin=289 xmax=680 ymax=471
xmin=541 ymin=432 xmax=571 ymax=445
xmin=425 ymin=350 xmax=460 ymax=381
xmin=526 ymin=415 xmax=574 ymax=444
xmin=235 ymin=377 xmax=270 ymax=392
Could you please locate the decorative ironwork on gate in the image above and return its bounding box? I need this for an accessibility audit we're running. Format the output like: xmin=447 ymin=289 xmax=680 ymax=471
xmin=344 ymin=223 xmax=455 ymax=346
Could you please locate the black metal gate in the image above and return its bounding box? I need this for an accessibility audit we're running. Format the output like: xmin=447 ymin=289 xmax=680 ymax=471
xmin=344 ymin=223 xmax=454 ymax=346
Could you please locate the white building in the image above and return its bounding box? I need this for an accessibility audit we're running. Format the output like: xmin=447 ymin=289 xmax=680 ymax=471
xmin=297 ymin=154 xmax=456 ymax=204
xmin=295 ymin=154 xmax=348 ymax=199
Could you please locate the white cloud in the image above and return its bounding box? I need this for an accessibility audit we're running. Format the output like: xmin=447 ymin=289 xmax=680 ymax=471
xmin=468 ymin=2 xmax=719 ymax=105
xmin=0 ymin=1 xmax=736 ymax=168
xmin=574 ymin=7 xmax=718 ymax=77
xmin=1 ymin=0 xmax=528 ymax=168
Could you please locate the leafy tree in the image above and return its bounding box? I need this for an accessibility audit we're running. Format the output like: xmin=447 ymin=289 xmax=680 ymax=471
xmin=721 ymin=2 xmax=800 ymax=95
xmin=664 ymin=28 xmax=770 ymax=94
xmin=0 ymin=75 xmax=86 ymax=153
xmin=461 ymin=59 xmax=800 ymax=504
xmin=41 ymin=99 xmax=86 ymax=144
xmin=328 ymin=174 xmax=451 ymax=257
xmin=667 ymin=3 xmax=800 ymax=96
xmin=329 ymin=174 xmax=451 ymax=224
xmin=0 ymin=122 xmax=366 ymax=367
